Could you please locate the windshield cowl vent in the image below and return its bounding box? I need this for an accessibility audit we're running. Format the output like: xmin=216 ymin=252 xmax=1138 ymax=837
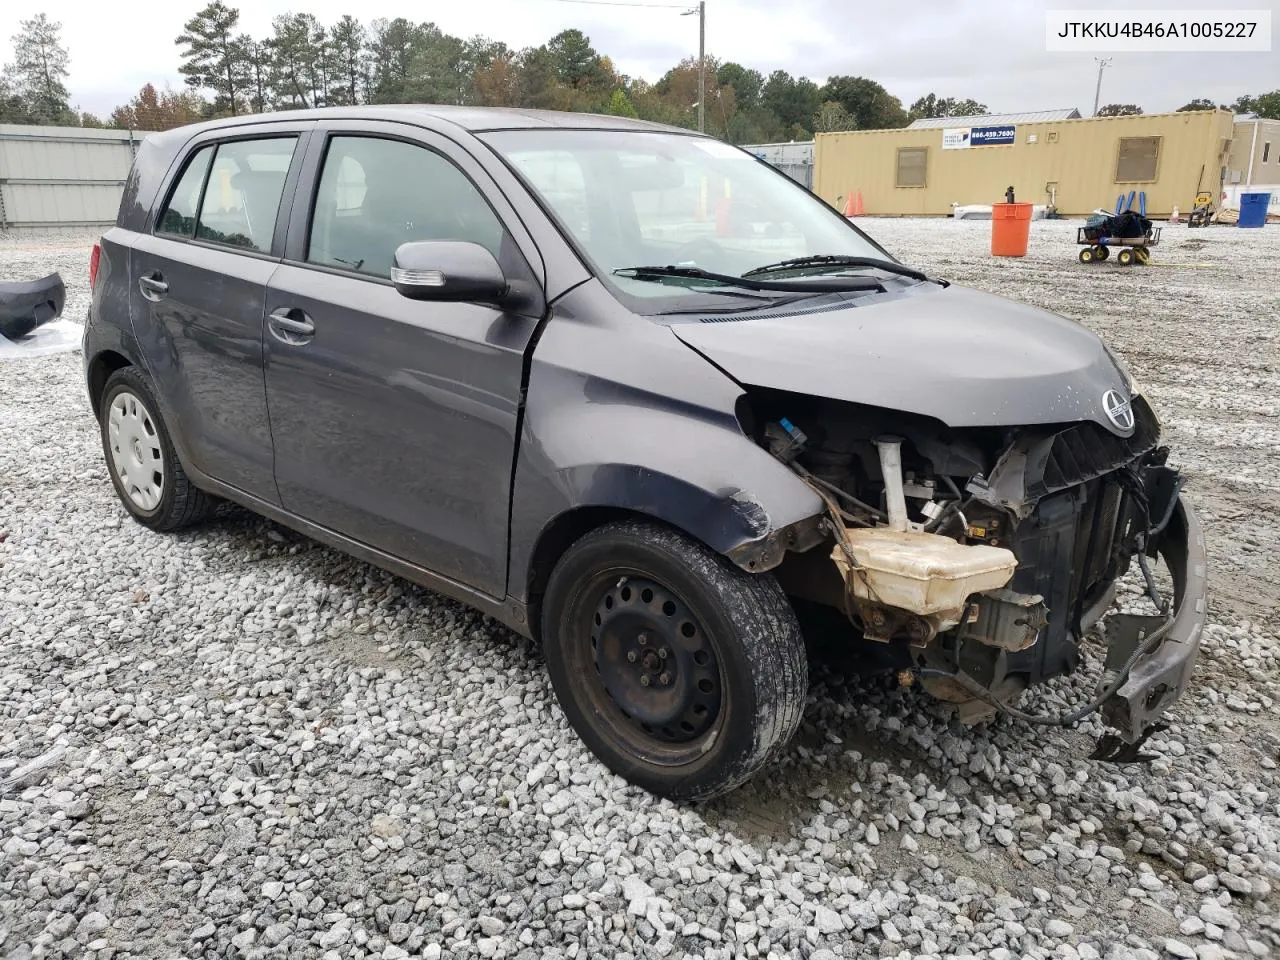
xmin=694 ymin=299 xmax=861 ymax=324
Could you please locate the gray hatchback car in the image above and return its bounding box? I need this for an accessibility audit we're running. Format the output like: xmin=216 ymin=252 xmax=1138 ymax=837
xmin=83 ymin=106 xmax=1206 ymax=800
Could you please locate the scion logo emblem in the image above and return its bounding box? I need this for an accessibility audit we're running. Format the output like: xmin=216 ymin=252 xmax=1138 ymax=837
xmin=1102 ymin=389 xmax=1134 ymax=431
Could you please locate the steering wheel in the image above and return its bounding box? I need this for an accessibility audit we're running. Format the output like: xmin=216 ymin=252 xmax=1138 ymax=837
xmin=669 ymin=237 xmax=725 ymax=266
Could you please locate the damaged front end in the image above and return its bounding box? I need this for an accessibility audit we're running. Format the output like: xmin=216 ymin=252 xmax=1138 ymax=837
xmin=744 ymin=389 xmax=1207 ymax=752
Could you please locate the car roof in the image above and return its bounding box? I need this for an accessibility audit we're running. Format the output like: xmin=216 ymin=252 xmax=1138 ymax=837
xmin=162 ymin=104 xmax=697 ymax=138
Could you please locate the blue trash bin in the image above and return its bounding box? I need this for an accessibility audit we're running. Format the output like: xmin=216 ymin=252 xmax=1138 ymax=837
xmin=1238 ymin=192 xmax=1271 ymax=228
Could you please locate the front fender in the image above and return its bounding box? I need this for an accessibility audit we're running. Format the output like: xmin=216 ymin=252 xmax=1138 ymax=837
xmin=509 ymin=396 xmax=825 ymax=602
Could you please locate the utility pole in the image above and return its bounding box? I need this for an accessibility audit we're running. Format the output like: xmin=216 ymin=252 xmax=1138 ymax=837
xmin=1092 ymin=57 xmax=1111 ymax=117
xmin=683 ymin=1 xmax=705 ymax=132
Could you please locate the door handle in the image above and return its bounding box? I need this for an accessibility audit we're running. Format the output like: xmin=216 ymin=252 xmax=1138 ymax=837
xmin=138 ymin=274 xmax=168 ymax=300
xmin=267 ymin=307 xmax=315 ymax=344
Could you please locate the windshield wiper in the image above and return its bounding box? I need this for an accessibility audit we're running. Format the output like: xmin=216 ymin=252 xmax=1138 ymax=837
xmin=613 ymin=264 xmax=884 ymax=293
xmin=742 ymin=254 xmax=929 ymax=283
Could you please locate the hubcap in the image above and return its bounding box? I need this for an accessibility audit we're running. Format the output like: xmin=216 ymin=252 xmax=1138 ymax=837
xmin=590 ymin=577 xmax=721 ymax=743
xmin=107 ymin=390 xmax=165 ymax=511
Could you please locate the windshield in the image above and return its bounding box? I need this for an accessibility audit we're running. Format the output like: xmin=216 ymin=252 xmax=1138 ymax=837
xmin=481 ymin=129 xmax=898 ymax=311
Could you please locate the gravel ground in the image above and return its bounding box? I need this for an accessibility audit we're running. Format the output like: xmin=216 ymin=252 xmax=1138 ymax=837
xmin=2 ymin=220 xmax=1279 ymax=960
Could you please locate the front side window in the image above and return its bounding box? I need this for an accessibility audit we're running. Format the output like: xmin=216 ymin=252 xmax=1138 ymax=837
xmin=308 ymin=136 xmax=505 ymax=279
xmin=157 ymin=145 xmax=214 ymax=238
xmin=194 ymin=137 xmax=297 ymax=253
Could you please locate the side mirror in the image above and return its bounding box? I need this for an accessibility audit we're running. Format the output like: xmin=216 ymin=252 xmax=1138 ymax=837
xmin=391 ymin=241 xmax=509 ymax=303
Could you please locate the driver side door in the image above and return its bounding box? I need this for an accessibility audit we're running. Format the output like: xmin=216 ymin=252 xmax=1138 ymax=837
xmin=263 ymin=124 xmax=545 ymax=598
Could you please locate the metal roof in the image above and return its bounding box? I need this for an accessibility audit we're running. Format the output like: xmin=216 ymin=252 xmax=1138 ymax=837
xmin=907 ymin=108 xmax=1082 ymax=129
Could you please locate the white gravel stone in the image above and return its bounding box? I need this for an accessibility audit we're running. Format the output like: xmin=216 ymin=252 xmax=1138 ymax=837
xmin=2 ymin=223 xmax=1279 ymax=959
xmin=1199 ymin=902 xmax=1235 ymax=928
xmin=1180 ymin=917 xmax=1206 ymax=936
xmin=814 ymin=905 xmax=844 ymax=934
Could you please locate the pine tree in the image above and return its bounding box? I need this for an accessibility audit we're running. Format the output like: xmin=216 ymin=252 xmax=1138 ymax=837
xmin=3 ymin=14 xmax=74 ymax=124
xmin=329 ymin=16 xmax=367 ymax=106
xmin=607 ymin=89 xmax=638 ymax=118
xmin=244 ymin=38 xmax=270 ymax=112
xmin=176 ymin=2 xmax=249 ymax=115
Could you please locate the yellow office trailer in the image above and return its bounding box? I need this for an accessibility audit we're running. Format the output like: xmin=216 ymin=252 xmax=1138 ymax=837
xmin=813 ymin=109 xmax=1235 ymax=218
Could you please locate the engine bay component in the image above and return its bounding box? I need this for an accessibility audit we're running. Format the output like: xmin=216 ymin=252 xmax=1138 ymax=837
xmin=830 ymin=526 xmax=1018 ymax=638
xmin=965 ymin=587 xmax=1048 ymax=652
xmin=747 ymin=391 xmax=1202 ymax=752
xmin=874 ymin=435 xmax=912 ymax=532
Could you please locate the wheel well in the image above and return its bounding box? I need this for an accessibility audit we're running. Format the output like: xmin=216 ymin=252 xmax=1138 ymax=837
xmin=525 ymin=505 xmax=673 ymax=642
xmin=88 ymin=350 xmax=131 ymax=417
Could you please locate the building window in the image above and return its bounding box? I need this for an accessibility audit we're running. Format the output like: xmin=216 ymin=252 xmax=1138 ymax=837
xmin=1265 ymin=141 xmax=1272 ymax=163
xmin=896 ymin=147 xmax=927 ymax=187
xmin=1115 ymin=136 xmax=1161 ymax=182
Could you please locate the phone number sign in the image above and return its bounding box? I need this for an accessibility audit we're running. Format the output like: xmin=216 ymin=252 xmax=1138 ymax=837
xmin=942 ymin=125 xmax=1017 ymax=149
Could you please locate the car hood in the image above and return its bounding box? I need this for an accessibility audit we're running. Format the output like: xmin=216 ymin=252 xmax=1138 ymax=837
xmin=668 ymin=283 xmax=1134 ymax=435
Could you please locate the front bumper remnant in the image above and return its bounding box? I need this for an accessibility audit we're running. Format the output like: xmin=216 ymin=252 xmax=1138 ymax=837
xmin=1100 ymin=494 xmax=1207 ymax=742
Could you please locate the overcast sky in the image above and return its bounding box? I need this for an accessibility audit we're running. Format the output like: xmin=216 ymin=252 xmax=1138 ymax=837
xmin=2 ymin=0 xmax=1276 ymax=119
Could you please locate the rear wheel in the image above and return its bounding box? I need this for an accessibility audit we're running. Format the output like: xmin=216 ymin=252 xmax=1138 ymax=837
xmin=1117 ymin=248 xmax=1135 ymax=266
xmin=100 ymin=367 xmax=216 ymax=531
xmin=541 ymin=520 xmax=808 ymax=802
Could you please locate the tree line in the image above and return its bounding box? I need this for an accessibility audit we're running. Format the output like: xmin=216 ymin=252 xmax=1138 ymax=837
xmin=3 ymin=8 xmax=1278 ymax=140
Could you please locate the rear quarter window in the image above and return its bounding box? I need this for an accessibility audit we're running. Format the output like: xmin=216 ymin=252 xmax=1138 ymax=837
xmin=156 ymin=146 xmax=214 ymax=238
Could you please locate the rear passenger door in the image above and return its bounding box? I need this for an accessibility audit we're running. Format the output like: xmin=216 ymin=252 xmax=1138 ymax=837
xmin=129 ymin=124 xmax=312 ymax=502
xmin=263 ymin=122 xmax=545 ymax=598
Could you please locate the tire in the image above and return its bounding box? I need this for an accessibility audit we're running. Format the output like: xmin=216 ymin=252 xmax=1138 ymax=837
xmin=541 ymin=519 xmax=808 ymax=802
xmin=1135 ymin=246 xmax=1150 ymax=265
xmin=1078 ymin=247 xmax=1094 ymax=264
xmin=1117 ymin=248 xmax=1134 ymax=266
xmin=1095 ymin=245 xmax=1109 ymax=261
xmin=99 ymin=367 xmax=216 ymax=531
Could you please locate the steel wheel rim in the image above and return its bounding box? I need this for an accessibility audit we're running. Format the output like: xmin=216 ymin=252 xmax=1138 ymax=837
xmin=575 ymin=571 xmax=727 ymax=766
xmin=107 ymin=390 xmax=165 ymax=511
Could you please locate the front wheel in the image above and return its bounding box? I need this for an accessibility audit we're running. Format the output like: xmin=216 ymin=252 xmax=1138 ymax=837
xmin=541 ymin=520 xmax=808 ymax=802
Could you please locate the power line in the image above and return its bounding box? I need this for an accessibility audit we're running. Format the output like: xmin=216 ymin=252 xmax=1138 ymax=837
xmin=551 ymin=0 xmax=690 ymax=8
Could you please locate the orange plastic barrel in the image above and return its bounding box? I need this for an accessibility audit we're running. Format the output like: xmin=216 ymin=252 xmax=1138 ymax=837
xmin=990 ymin=202 xmax=1034 ymax=257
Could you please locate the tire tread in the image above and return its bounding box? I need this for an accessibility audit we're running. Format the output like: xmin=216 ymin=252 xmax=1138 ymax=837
xmin=543 ymin=518 xmax=808 ymax=801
